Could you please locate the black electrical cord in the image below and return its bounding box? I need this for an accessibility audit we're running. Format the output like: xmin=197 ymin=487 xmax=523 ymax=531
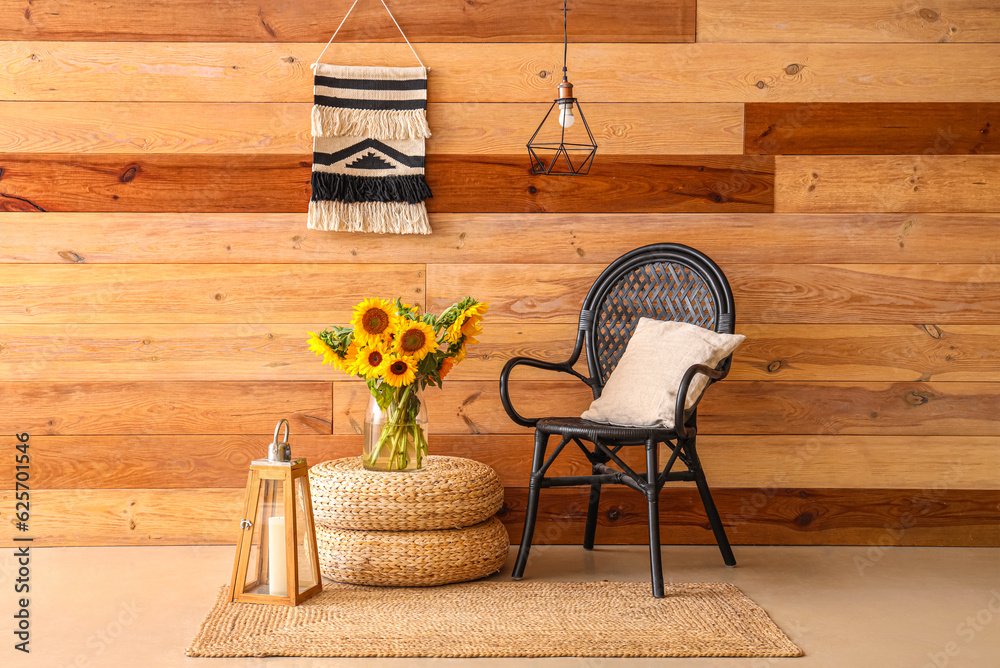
xmin=562 ymin=0 xmax=569 ymax=79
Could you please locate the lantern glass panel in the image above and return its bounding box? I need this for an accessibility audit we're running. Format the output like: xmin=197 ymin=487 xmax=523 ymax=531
xmin=242 ymin=477 xmax=287 ymax=597
xmin=294 ymin=477 xmax=318 ymax=591
xmin=242 ymin=526 xmax=262 ymax=593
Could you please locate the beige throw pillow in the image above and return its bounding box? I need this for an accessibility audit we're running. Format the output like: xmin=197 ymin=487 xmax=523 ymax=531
xmin=581 ymin=318 xmax=745 ymax=429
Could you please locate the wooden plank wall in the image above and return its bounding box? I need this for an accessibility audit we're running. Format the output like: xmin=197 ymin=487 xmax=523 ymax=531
xmin=1 ymin=1 xmax=999 ymax=548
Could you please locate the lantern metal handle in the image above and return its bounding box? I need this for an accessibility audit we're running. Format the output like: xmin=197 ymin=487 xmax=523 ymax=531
xmin=268 ymin=418 xmax=292 ymax=462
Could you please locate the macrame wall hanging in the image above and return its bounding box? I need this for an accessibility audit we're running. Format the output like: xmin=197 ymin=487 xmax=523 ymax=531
xmin=308 ymin=0 xmax=432 ymax=235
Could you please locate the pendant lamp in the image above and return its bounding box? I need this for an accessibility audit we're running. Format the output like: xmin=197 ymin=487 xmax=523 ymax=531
xmin=526 ymin=0 xmax=598 ymax=175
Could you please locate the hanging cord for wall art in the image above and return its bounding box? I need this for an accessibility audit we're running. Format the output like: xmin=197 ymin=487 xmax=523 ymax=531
xmin=312 ymin=0 xmax=425 ymax=70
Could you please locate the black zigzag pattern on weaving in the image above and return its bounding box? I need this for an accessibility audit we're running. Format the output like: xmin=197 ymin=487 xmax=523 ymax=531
xmin=314 ymin=139 xmax=425 ymax=169
xmin=347 ymin=152 xmax=396 ymax=170
xmin=311 ymin=172 xmax=433 ymax=204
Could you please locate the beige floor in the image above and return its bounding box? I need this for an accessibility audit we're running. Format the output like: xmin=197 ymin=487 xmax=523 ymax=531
xmin=3 ymin=544 xmax=998 ymax=667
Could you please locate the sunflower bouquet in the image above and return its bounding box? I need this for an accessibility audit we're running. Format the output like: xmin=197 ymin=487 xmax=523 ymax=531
xmin=307 ymin=296 xmax=488 ymax=471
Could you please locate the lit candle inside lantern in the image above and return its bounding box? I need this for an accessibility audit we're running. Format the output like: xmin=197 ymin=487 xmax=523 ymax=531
xmin=268 ymin=516 xmax=287 ymax=596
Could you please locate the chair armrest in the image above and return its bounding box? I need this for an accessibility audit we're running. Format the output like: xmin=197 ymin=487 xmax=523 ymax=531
xmin=673 ymin=361 xmax=728 ymax=439
xmin=499 ymin=356 xmax=590 ymax=428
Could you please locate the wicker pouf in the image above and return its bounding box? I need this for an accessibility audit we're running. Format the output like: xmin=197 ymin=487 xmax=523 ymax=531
xmin=310 ymin=456 xmax=504 ymax=531
xmin=316 ymin=516 xmax=509 ymax=587
xmin=309 ymin=455 xmax=509 ymax=587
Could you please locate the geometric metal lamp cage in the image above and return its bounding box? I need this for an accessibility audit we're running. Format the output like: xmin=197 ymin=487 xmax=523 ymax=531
xmin=527 ymin=96 xmax=598 ymax=175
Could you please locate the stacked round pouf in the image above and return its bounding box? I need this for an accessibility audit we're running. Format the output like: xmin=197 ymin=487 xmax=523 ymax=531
xmin=309 ymin=456 xmax=509 ymax=587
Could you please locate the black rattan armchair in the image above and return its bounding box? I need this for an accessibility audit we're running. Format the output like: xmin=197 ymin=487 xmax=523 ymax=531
xmin=499 ymin=243 xmax=737 ymax=598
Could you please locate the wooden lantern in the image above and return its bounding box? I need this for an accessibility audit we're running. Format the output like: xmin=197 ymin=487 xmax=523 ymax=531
xmin=228 ymin=419 xmax=322 ymax=606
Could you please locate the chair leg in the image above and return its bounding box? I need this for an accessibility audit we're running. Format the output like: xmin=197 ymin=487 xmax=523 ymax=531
xmin=583 ymin=466 xmax=602 ymax=550
xmin=687 ymin=439 xmax=737 ymax=567
xmin=645 ymin=438 xmax=664 ymax=598
xmin=512 ymin=430 xmax=549 ymax=580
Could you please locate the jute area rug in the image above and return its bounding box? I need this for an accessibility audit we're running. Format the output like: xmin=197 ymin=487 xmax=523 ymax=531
xmin=187 ymin=581 xmax=803 ymax=658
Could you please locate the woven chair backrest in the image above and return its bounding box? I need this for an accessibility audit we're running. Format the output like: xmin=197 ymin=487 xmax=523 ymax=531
xmin=582 ymin=244 xmax=734 ymax=389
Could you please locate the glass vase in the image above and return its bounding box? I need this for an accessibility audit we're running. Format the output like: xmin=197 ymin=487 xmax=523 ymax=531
xmin=363 ymin=384 xmax=428 ymax=472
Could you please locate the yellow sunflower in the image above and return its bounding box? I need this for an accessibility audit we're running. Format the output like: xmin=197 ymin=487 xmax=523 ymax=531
xmin=392 ymin=320 xmax=437 ymax=361
xmin=438 ymin=356 xmax=455 ymax=380
xmin=307 ymin=332 xmax=339 ymax=366
xmin=459 ymin=314 xmax=484 ymax=345
xmin=351 ymin=298 xmax=399 ymax=345
xmin=355 ymin=342 xmax=390 ymax=380
xmin=445 ymin=302 xmax=490 ymax=344
xmin=383 ymin=355 xmax=417 ymax=387
xmin=334 ymin=341 xmax=361 ymax=375
xmin=451 ymin=344 xmax=467 ymax=365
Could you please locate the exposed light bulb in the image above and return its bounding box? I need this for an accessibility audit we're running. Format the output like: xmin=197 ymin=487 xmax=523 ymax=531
xmin=557 ymin=103 xmax=575 ymax=128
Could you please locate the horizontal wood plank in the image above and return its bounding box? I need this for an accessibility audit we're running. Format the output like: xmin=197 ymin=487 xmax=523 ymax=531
xmin=775 ymin=155 xmax=1000 ymax=213
xmin=0 ymin=381 xmax=332 ymax=435
xmin=3 ymin=43 xmax=999 ymax=103
xmin=9 ymin=322 xmax=1000 ymax=385
xmin=334 ymin=380 xmax=1000 ymax=436
xmin=8 ymin=263 xmax=995 ymax=327
xmin=3 ymin=213 xmax=1000 ymax=265
xmin=703 ymin=436 xmax=1000 ymax=490
xmin=746 ymin=103 xmax=1000 ymax=155
xmin=7 ymin=435 xmax=996 ymax=491
xmin=428 ymin=155 xmax=773 ymax=213
xmin=735 ymin=324 xmax=1000 ymax=382
xmin=0 ymin=264 xmax=423 ymax=324
xmin=0 ymin=102 xmax=744 ymax=156
xmin=0 ymin=489 xmax=245 ymax=546
xmin=428 ymin=263 xmax=1000 ymax=324
xmin=0 ymin=323 xmax=578 ymax=382
xmin=697 ymin=0 xmax=1000 ymax=43
xmin=0 ymin=153 xmax=311 ymax=213
xmin=0 ymin=1 xmax=696 ymax=43
xmin=0 ymin=323 xmax=342 ymax=382
xmin=730 ymin=264 xmax=1000 ymax=324
xmin=0 ymin=154 xmax=774 ymax=214
xmin=6 ymin=323 xmax=573 ymax=381
xmin=6 ymin=323 xmax=998 ymax=383
xmin=431 ymin=104 xmax=744 ymax=156
xmin=0 ymin=102 xmax=313 ymax=155
xmin=499 ymin=487 xmax=1000 ymax=547
xmin=4 ymin=321 xmax=996 ymax=387
xmin=5 ymin=487 xmax=996 ymax=546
